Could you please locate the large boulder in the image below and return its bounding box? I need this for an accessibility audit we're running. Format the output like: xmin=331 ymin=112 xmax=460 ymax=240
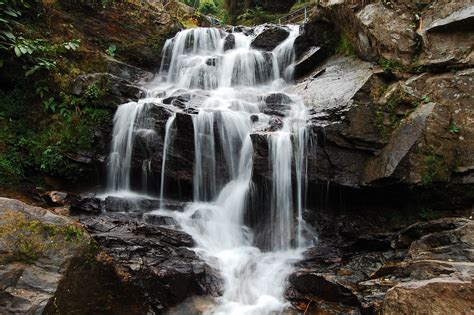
xmin=0 ymin=198 xmax=91 ymax=314
xmin=318 ymin=1 xmax=417 ymax=65
xmin=73 ymin=215 xmax=223 ymax=311
xmin=383 ymin=278 xmax=474 ymax=315
xmin=251 ymin=26 xmax=290 ymax=51
xmin=416 ymin=0 xmax=474 ymax=68
xmin=71 ymin=73 xmax=145 ymax=108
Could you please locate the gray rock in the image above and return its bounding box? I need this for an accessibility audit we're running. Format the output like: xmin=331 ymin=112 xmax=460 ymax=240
xmin=71 ymin=73 xmax=145 ymax=108
xmin=417 ymin=1 xmax=474 ymax=68
xmin=251 ymin=25 xmax=290 ymax=51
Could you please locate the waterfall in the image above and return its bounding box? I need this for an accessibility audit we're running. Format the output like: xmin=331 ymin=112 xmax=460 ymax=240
xmin=107 ymin=101 xmax=147 ymax=192
xmin=106 ymin=25 xmax=314 ymax=314
xmin=159 ymin=113 xmax=176 ymax=205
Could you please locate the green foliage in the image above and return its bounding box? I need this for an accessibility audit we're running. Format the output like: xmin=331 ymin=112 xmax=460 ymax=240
xmin=0 ymin=0 xmax=28 ymax=50
xmin=0 ymin=85 xmax=109 ymax=184
xmin=420 ymin=95 xmax=430 ymax=103
xmin=0 ymin=0 xmax=80 ymax=77
xmin=448 ymin=121 xmax=461 ymax=134
xmin=83 ymin=107 xmax=112 ymax=123
xmin=420 ymin=145 xmax=448 ymax=185
xmin=380 ymin=58 xmax=404 ymax=72
xmin=418 ymin=208 xmax=440 ymax=221
xmin=199 ymin=1 xmax=217 ymax=15
xmin=374 ymin=90 xmax=417 ymax=140
xmin=335 ymin=35 xmax=356 ymax=57
xmin=237 ymin=6 xmax=281 ymax=25
xmin=0 ymin=155 xmax=22 ymax=184
xmin=84 ymin=84 xmax=101 ymax=100
xmin=42 ymin=96 xmax=57 ymax=112
xmin=106 ymin=43 xmax=117 ymax=57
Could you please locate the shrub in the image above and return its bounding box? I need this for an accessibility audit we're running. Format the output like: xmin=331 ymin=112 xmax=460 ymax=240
xmin=199 ymin=1 xmax=217 ymax=15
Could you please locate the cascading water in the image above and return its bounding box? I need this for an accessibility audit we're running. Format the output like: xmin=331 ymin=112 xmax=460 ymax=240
xmin=106 ymin=25 xmax=314 ymax=314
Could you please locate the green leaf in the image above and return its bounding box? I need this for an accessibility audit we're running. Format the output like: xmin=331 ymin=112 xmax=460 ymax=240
xmin=14 ymin=46 xmax=21 ymax=57
xmin=25 ymin=65 xmax=38 ymax=77
xmin=19 ymin=46 xmax=27 ymax=54
xmin=4 ymin=9 xmax=19 ymax=17
xmin=3 ymin=31 xmax=15 ymax=39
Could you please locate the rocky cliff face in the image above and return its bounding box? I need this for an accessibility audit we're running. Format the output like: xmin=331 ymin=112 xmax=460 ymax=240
xmin=271 ymin=0 xmax=473 ymax=211
xmin=278 ymin=1 xmax=474 ymax=312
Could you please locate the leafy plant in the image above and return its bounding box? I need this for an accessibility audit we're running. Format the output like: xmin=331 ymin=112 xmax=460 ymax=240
xmin=419 ymin=208 xmax=439 ymax=221
xmin=199 ymin=1 xmax=217 ymax=15
xmin=420 ymin=95 xmax=430 ymax=103
xmin=380 ymin=59 xmax=403 ymax=72
xmin=42 ymin=96 xmax=57 ymax=112
xmin=84 ymin=84 xmax=100 ymax=100
xmin=335 ymin=35 xmax=356 ymax=57
xmin=0 ymin=0 xmax=28 ymax=52
xmin=62 ymin=39 xmax=80 ymax=51
xmin=106 ymin=43 xmax=117 ymax=57
xmin=448 ymin=121 xmax=461 ymax=134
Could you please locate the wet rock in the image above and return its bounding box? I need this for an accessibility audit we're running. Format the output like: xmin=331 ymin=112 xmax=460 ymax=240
xmin=104 ymin=196 xmax=159 ymax=212
xmin=103 ymin=196 xmax=186 ymax=213
xmin=163 ymin=93 xmax=191 ymax=105
xmin=69 ymin=193 xmax=103 ymax=214
xmin=294 ymin=20 xmax=338 ymax=60
xmin=407 ymin=219 xmax=473 ymax=262
xmin=205 ymin=57 xmax=219 ymax=67
xmin=105 ymin=55 xmax=153 ymax=82
xmin=283 ymin=56 xmax=384 ymax=186
xmin=223 ymin=33 xmax=235 ymax=51
xmin=294 ymin=46 xmax=329 ymax=79
xmin=72 ymin=73 xmax=144 ymax=108
xmin=143 ymin=213 xmax=178 ymax=226
xmin=229 ymin=26 xmax=254 ymax=36
xmin=251 ymin=26 xmax=290 ymax=51
xmin=289 ymin=272 xmax=360 ymax=304
xmin=265 ymin=93 xmax=292 ymax=106
xmin=149 ymin=111 xmax=195 ymax=197
xmin=80 ymin=215 xmax=223 ymax=309
xmin=263 ymin=93 xmax=292 ymax=117
xmin=42 ymin=191 xmax=68 ymax=206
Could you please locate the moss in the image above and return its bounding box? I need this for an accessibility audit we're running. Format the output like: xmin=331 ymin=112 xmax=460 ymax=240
xmin=0 ymin=210 xmax=88 ymax=264
xmin=418 ymin=145 xmax=450 ymax=186
xmin=335 ymin=34 xmax=356 ymax=57
xmin=374 ymin=89 xmax=418 ymax=140
xmin=379 ymin=58 xmax=407 ymax=73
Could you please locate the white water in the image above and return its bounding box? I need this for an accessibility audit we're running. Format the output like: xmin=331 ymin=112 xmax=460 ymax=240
xmin=107 ymin=25 xmax=314 ymax=314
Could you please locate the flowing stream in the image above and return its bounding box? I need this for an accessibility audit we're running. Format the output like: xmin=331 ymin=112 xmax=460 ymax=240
xmin=106 ymin=26 xmax=313 ymax=314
